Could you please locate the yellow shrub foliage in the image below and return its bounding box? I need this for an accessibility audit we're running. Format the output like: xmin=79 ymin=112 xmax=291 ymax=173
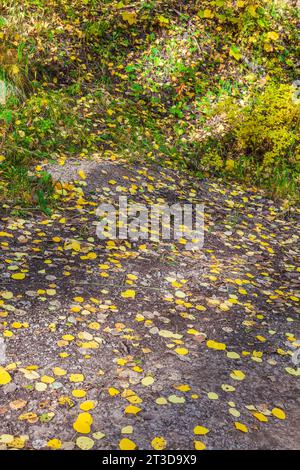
xmin=225 ymin=83 xmax=300 ymax=171
xmin=196 ymin=82 xmax=300 ymax=191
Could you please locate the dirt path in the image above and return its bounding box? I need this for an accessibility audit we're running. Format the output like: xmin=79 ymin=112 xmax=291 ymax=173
xmin=0 ymin=156 xmax=299 ymax=450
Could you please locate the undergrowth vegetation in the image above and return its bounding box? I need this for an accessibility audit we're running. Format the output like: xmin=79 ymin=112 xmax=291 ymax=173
xmin=0 ymin=0 xmax=299 ymax=210
xmin=190 ymin=82 xmax=300 ymax=199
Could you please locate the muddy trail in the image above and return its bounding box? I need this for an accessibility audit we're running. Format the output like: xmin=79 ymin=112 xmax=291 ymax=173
xmin=0 ymin=156 xmax=299 ymax=450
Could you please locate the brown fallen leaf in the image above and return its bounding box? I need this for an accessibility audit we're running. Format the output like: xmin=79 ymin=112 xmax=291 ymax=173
xmin=193 ymin=334 xmax=207 ymax=344
xmin=9 ymin=399 xmax=27 ymax=410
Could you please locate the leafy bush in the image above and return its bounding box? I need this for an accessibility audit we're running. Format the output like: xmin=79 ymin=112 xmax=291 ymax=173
xmin=191 ymin=82 xmax=300 ymax=200
xmin=225 ymin=82 xmax=299 ymax=167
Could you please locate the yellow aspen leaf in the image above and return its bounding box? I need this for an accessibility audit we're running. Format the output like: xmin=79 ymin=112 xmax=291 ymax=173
xmin=194 ymin=441 xmax=206 ymax=450
xmin=93 ymin=432 xmax=105 ymax=440
xmin=41 ymin=375 xmax=55 ymax=384
xmin=234 ymin=422 xmax=248 ymax=433
xmin=11 ymin=64 xmax=19 ymax=75
xmin=46 ymin=289 xmax=56 ymax=296
xmin=72 ymin=389 xmax=86 ymax=398
xmin=159 ymin=330 xmax=182 ymax=339
xmin=0 ymin=367 xmax=12 ymax=385
xmin=126 ymin=395 xmax=142 ymax=404
xmin=11 ymin=273 xmax=25 ymax=280
xmin=230 ymin=370 xmax=246 ymax=381
xmin=264 ymin=42 xmax=273 ymax=52
xmin=73 ymin=412 xmax=93 ymax=434
xmin=58 ymin=396 xmax=73 ymax=407
xmin=108 ymin=387 xmax=120 ymax=396
xmin=47 ymin=439 xmax=62 ymax=449
xmin=52 ymin=367 xmax=67 ymax=376
xmin=119 ymin=438 xmax=137 ymax=450
xmin=0 ymin=435 xmax=14 ymax=444
xmin=271 ymin=408 xmax=286 ymax=420
xmin=62 ymin=335 xmax=74 ymax=342
xmin=203 ymin=9 xmax=214 ymax=18
xmin=227 ymin=352 xmax=240 ymax=359
xmin=207 ymin=392 xmax=219 ymax=400
xmin=156 ymin=397 xmax=168 ymax=405
xmin=221 ymin=384 xmax=235 ymax=392
xmin=229 ymin=408 xmax=240 ymax=418
xmin=125 ymin=405 xmax=141 ymax=414
xmin=88 ymin=322 xmax=100 ymax=330
xmin=77 ymin=170 xmax=86 ymax=180
xmin=194 ymin=426 xmax=209 ymax=435
xmin=84 ymin=252 xmax=97 ymax=260
xmin=207 ymin=340 xmax=226 ymax=350
xmin=267 ymin=31 xmax=279 ymax=41
xmin=252 ymin=412 xmax=268 ymax=422
xmin=3 ymin=331 xmax=13 ymax=337
xmin=60 ymin=352 xmax=69 ymax=358
xmin=76 ymin=436 xmax=94 ymax=450
xmin=121 ymin=11 xmax=137 ymax=25
xmin=0 ymin=232 xmax=13 ymax=238
xmin=121 ymin=426 xmax=133 ymax=434
xmin=69 ymin=373 xmax=84 ymax=383
xmin=80 ymin=341 xmax=99 ymax=349
xmin=64 ymin=240 xmax=81 ymax=251
xmin=117 ymin=358 xmax=128 ymax=366
xmin=8 ymin=437 xmax=27 ymax=449
xmin=80 ymin=401 xmax=97 ymax=411
xmin=175 ymin=290 xmax=186 ymax=298
xmin=121 ymin=389 xmax=135 ymax=398
xmin=175 ymin=347 xmax=189 ymax=355
xmin=187 ymin=329 xmax=201 ymax=335
xmin=18 ymin=412 xmax=38 ymax=422
xmin=225 ymin=159 xmax=235 ymax=171
xmin=248 ymin=5 xmax=258 ymax=17
xmin=174 ymin=384 xmax=190 ymax=392
xmin=195 ymin=305 xmax=206 ymax=311
xmin=256 ymin=335 xmax=266 ymax=342
xmin=151 ymin=436 xmax=167 ymax=450
xmin=141 ymin=376 xmax=154 ymax=386
xmin=285 ymin=367 xmax=300 ymax=376
xmin=121 ymin=289 xmax=136 ymax=299
xmin=1 ymin=291 xmax=13 ymax=299
xmin=168 ymin=395 xmax=185 ymax=404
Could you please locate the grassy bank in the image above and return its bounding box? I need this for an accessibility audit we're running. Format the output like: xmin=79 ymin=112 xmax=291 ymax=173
xmin=0 ymin=0 xmax=299 ymax=210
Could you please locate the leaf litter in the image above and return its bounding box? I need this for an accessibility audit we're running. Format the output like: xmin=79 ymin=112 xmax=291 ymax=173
xmin=0 ymin=157 xmax=299 ymax=450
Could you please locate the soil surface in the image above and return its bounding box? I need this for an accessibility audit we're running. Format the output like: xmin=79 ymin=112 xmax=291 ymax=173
xmin=0 ymin=156 xmax=299 ymax=450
